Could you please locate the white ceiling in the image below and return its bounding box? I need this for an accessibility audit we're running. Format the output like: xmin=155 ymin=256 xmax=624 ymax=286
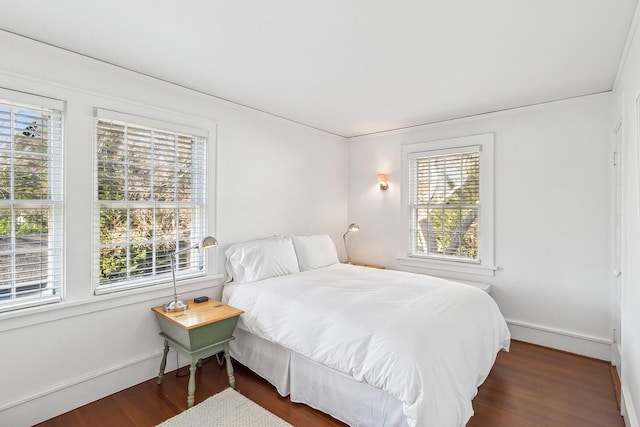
xmin=1 ymin=1 xmax=637 ymax=137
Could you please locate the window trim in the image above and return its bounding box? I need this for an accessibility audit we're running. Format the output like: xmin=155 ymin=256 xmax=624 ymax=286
xmin=92 ymin=108 xmax=209 ymax=294
xmin=399 ymin=133 xmax=496 ymax=277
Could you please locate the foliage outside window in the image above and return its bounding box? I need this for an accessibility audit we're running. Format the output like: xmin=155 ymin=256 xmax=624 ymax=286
xmin=410 ymin=148 xmax=480 ymax=261
xmin=0 ymin=92 xmax=63 ymax=312
xmin=94 ymin=110 xmax=207 ymax=293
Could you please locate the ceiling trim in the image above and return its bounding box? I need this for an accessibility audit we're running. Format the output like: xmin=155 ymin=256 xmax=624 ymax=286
xmin=347 ymin=91 xmax=612 ymax=141
xmin=613 ymin=1 xmax=640 ymax=92
xmin=0 ymin=28 xmax=347 ymax=139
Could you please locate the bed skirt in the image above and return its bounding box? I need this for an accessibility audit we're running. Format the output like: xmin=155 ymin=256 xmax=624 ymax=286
xmin=230 ymin=328 xmax=409 ymax=427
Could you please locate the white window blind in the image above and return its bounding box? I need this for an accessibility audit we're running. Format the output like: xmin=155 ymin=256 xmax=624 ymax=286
xmin=408 ymin=146 xmax=481 ymax=262
xmin=94 ymin=109 xmax=207 ymax=294
xmin=0 ymin=91 xmax=64 ymax=312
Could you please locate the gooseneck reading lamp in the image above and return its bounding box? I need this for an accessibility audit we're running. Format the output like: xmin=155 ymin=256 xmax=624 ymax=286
xmin=342 ymin=223 xmax=360 ymax=264
xmin=163 ymin=236 xmax=219 ymax=312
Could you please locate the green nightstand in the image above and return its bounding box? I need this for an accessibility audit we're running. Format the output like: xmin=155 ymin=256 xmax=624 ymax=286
xmin=151 ymin=298 xmax=244 ymax=408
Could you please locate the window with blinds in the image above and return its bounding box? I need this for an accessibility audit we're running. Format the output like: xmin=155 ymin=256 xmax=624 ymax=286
xmin=408 ymin=146 xmax=480 ymax=261
xmin=94 ymin=109 xmax=207 ymax=293
xmin=0 ymin=90 xmax=64 ymax=312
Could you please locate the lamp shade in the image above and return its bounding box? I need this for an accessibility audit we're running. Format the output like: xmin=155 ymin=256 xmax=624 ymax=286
xmin=348 ymin=223 xmax=360 ymax=232
xmin=199 ymin=236 xmax=219 ymax=250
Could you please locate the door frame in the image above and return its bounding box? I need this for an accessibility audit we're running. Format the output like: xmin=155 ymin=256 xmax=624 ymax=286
xmin=611 ymin=119 xmax=622 ymax=368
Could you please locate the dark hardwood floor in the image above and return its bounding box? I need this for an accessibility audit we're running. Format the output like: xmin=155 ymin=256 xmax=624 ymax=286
xmin=36 ymin=340 xmax=623 ymax=427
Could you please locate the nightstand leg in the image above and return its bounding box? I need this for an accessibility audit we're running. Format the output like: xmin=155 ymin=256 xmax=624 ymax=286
xmin=187 ymin=361 xmax=197 ymax=408
xmin=223 ymin=346 xmax=236 ymax=389
xmin=157 ymin=339 xmax=169 ymax=384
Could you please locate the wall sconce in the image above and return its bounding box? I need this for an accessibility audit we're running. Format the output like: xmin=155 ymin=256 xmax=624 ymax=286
xmin=377 ymin=174 xmax=389 ymax=190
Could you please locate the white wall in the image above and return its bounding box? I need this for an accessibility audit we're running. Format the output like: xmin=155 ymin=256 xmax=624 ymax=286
xmin=0 ymin=31 xmax=347 ymax=426
xmin=0 ymin=24 xmax=629 ymax=427
xmin=347 ymin=93 xmax=613 ymax=360
xmin=612 ymin=6 xmax=640 ymax=426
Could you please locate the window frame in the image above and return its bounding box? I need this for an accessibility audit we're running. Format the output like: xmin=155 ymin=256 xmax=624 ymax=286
xmin=398 ymin=133 xmax=496 ymax=277
xmin=0 ymin=88 xmax=64 ymax=312
xmin=92 ymin=108 xmax=209 ymax=295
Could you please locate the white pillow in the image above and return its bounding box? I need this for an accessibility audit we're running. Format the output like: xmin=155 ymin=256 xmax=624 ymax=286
xmin=292 ymin=234 xmax=339 ymax=271
xmin=225 ymin=237 xmax=300 ymax=284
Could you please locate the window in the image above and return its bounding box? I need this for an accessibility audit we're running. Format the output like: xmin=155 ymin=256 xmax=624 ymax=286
xmin=94 ymin=109 xmax=208 ymax=293
xmin=0 ymin=89 xmax=64 ymax=312
xmin=400 ymin=133 xmax=495 ymax=276
xmin=410 ymin=147 xmax=480 ymax=259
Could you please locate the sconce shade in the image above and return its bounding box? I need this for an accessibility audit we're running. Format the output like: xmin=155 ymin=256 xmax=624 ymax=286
xmin=377 ymin=174 xmax=389 ymax=190
xmin=348 ymin=223 xmax=360 ymax=232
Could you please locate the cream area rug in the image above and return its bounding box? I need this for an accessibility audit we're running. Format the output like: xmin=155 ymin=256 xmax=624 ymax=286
xmin=156 ymin=388 xmax=293 ymax=427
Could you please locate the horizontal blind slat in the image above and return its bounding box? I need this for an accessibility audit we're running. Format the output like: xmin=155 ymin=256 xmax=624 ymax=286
xmin=95 ymin=109 xmax=208 ymax=138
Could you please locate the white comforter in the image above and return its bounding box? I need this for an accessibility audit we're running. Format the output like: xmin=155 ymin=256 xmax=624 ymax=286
xmin=223 ymin=263 xmax=510 ymax=427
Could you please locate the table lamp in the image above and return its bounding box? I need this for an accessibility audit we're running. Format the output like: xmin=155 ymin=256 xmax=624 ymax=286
xmin=342 ymin=223 xmax=360 ymax=264
xmin=163 ymin=236 xmax=218 ymax=312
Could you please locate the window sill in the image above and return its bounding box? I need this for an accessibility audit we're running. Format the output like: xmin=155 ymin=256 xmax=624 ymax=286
xmin=0 ymin=273 xmax=225 ymax=333
xmin=396 ymin=256 xmax=497 ymax=277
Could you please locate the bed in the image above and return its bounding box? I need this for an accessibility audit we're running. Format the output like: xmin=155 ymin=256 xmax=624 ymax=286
xmin=221 ymin=235 xmax=510 ymax=427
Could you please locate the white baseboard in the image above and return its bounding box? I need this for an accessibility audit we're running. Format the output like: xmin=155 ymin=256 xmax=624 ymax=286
xmin=505 ymin=319 xmax=612 ymax=361
xmin=0 ymin=349 xmax=179 ymax=426
xmin=622 ymin=384 xmax=639 ymax=427
xmin=613 ymin=342 xmax=622 ymax=367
